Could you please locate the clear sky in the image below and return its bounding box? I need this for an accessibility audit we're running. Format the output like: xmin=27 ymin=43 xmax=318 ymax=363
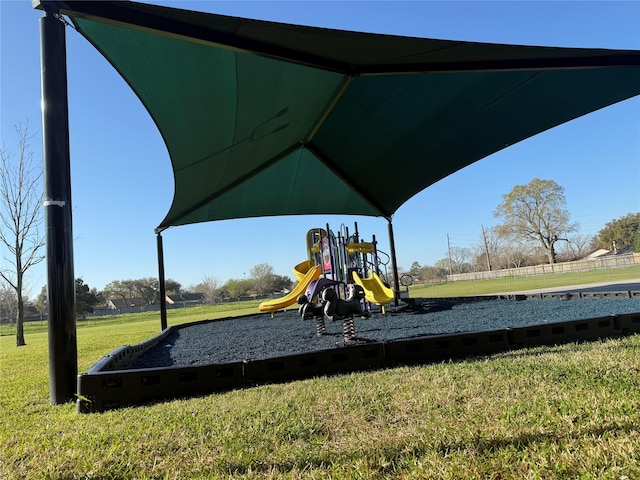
xmin=1 ymin=0 xmax=639 ymax=296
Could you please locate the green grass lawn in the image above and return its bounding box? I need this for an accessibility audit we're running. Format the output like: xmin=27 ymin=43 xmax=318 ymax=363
xmin=410 ymin=265 xmax=640 ymax=298
xmin=0 ymin=299 xmax=263 ymax=338
xmin=1 ymin=271 xmax=640 ymax=479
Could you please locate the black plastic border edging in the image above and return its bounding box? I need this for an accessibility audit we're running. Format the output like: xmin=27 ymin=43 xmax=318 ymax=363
xmin=76 ymin=303 xmax=640 ymax=413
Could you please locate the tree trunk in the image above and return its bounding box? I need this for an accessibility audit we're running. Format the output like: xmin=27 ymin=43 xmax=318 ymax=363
xmin=539 ymin=234 xmax=557 ymax=265
xmin=13 ymin=251 xmax=26 ymax=346
xmin=16 ymin=289 xmax=26 ymax=347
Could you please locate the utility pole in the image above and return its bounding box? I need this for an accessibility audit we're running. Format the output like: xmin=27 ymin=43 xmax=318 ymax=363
xmin=481 ymin=225 xmax=492 ymax=271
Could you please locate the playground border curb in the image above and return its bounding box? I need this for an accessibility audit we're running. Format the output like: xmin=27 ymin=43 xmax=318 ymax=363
xmin=76 ymin=295 xmax=640 ymax=413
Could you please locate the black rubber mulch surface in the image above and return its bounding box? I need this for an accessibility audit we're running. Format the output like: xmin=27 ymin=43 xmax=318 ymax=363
xmin=130 ymin=297 xmax=640 ymax=369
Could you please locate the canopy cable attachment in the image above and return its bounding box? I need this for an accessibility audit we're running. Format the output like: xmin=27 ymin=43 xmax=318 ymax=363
xmin=53 ymin=12 xmax=75 ymax=29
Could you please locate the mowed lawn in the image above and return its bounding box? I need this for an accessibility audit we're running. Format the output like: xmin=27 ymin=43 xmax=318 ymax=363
xmin=1 ymin=272 xmax=640 ymax=479
xmin=410 ymin=265 xmax=640 ymax=298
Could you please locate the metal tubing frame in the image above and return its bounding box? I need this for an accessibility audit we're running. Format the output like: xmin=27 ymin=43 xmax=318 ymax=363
xmin=157 ymin=232 xmax=167 ymax=331
xmin=387 ymin=219 xmax=400 ymax=305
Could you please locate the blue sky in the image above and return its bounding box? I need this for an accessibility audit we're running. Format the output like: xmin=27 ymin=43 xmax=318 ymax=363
xmin=1 ymin=0 xmax=639 ymax=295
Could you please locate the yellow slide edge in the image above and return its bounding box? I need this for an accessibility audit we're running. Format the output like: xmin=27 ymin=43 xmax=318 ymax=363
xmin=351 ymin=271 xmax=395 ymax=306
xmin=259 ymin=265 xmax=322 ymax=313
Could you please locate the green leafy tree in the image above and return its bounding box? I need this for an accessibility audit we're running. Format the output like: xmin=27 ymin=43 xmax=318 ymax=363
xmin=34 ymin=285 xmax=47 ymax=319
xmin=409 ymin=261 xmax=421 ymax=276
xmin=75 ymin=278 xmax=100 ymax=319
xmin=224 ymin=278 xmax=254 ymax=299
xmin=104 ymin=277 xmax=180 ymax=305
xmin=417 ymin=265 xmax=447 ymax=283
xmin=271 ymin=274 xmax=293 ymax=292
xmin=103 ymin=279 xmax=137 ymax=303
xmin=494 ymin=178 xmax=576 ymax=265
xmin=135 ymin=277 xmax=160 ymax=305
xmin=595 ymin=212 xmax=640 ymax=251
xmin=164 ymin=279 xmax=181 ymax=295
xmin=250 ymin=263 xmax=275 ymax=295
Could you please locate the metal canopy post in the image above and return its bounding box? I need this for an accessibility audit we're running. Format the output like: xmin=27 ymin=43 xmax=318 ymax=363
xmin=39 ymin=3 xmax=77 ymax=404
xmin=387 ymin=219 xmax=400 ymax=306
xmin=157 ymin=231 xmax=168 ymax=331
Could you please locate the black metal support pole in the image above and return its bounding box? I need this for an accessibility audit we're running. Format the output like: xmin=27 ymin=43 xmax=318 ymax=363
xmin=40 ymin=6 xmax=77 ymax=405
xmin=157 ymin=232 xmax=168 ymax=331
xmin=387 ymin=219 xmax=400 ymax=306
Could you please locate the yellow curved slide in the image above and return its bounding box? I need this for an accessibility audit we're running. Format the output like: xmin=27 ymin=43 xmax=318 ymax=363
xmin=352 ymin=271 xmax=395 ymax=313
xmin=293 ymin=259 xmax=315 ymax=282
xmin=259 ymin=265 xmax=322 ymax=314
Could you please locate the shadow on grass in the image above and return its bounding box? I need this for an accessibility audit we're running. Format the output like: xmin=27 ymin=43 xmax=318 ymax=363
xmin=436 ymin=419 xmax=640 ymax=457
xmin=210 ymin=418 xmax=640 ymax=477
xmin=489 ymin=335 xmax=640 ymax=362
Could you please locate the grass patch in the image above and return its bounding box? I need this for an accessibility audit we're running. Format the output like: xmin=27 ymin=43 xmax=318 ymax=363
xmin=411 ymin=265 xmax=640 ymax=298
xmin=1 ymin=273 xmax=640 ymax=478
xmin=0 ymin=299 xmax=262 ymax=338
xmin=2 ymin=328 xmax=640 ymax=479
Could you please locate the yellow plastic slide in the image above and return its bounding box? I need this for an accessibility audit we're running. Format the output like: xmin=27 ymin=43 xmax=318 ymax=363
xmin=351 ymin=271 xmax=395 ymax=313
xmin=259 ymin=265 xmax=322 ymax=314
xmin=293 ymin=259 xmax=315 ymax=282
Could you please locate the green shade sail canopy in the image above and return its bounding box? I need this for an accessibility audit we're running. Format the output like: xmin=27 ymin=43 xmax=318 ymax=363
xmin=47 ymin=1 xmax=640 ymax=230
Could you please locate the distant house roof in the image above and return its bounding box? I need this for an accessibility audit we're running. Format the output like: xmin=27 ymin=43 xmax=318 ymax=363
xmin=587 ymin=245 xmax=633 ymax=259
xmin=166 ymin=295 xmax=181 ymax=304
xmin=108 ymin=297 xmax=148 ymax=309
xmin=181 ymin=292 xmax=205 ymax=302
xmin=165 ymin=293 xmax=206 ymax=305
xmin=605 ymin=245 xmax=634 ymax=256
xmin=587 ymin=248 xmax=611 ymax=259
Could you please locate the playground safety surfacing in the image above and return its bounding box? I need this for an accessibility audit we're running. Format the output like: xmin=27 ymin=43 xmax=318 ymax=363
xmin=77 ymin=291 xmax=640 ymax=413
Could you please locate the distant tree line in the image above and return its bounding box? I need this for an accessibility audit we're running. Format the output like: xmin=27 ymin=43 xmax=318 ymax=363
xmin=191 ymin=263 xmax=292 ymax=302
xmin=1 ymin=263 xmax=294 ymax=327
xmin=407 ymin=207 xmax=639 ymax=284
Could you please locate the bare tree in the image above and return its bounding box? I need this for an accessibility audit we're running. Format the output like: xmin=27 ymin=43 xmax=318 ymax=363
xmin=448 ymin=246 xmax=473 ymax=274
xmin=0 ymin=121 xmax=45 ymax=346
xmin=556 ymin=233 xmax=594 ymax=261
xmin=494 ymin=178 xmax=577 ymax=265
xmin=472 ymin=225 xmax=506 ymax=271
xmin=501 ymin=237 xmax=538 ymax=269
xmin=0 ymin=281 xmax=19 ymax=329
xmin=194 ymin=275 xmax=221 ymax=304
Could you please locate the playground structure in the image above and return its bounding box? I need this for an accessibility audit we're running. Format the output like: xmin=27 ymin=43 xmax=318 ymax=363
xmin=259 ymin=222 xmax=395 ymax=342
